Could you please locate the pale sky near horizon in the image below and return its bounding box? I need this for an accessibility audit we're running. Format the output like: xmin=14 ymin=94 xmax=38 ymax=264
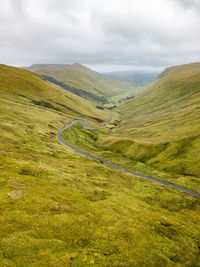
xmin=0 ymin=0 xmax=200 ymax=72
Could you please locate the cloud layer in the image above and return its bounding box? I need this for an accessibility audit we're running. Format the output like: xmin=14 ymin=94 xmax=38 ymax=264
xmin=1 ymin=0 xmax=200 ymax=71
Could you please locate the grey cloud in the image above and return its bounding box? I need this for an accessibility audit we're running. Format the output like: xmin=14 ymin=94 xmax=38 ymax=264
xmin=175 ymin=0 xmax=200 ymax=9
xmin=0 ymin=0 xmax=200 ymax=71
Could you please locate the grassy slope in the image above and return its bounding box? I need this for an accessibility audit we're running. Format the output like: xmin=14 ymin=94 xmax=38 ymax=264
xmin=28 ymin=63 xmax=133 ymax=96
xmin=0 ymin=64 xmax=109 ymax=121
xmin=101 ymin=62 xmax=200 ymax=177
xmin=0 ymin=64 xmax=200 ymax=266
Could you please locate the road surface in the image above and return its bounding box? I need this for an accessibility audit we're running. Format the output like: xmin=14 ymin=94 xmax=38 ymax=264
xmin=58 ymin=112 xmax=200 ymax=199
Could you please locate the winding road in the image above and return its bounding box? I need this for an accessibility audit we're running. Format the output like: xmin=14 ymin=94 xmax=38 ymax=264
xmin=58 ymin=111 xmax=200 ymax=199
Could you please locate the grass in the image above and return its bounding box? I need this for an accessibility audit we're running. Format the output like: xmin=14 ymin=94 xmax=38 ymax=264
xmin=62 ymin=122 xmax=200 ymax=194
xmin=103 ymin=87 xmax=143 ymax=108
xmin=0 ymin=64 xmax=200 ymax=266
xmin=110 ymin=62 xmax=200 ymax=177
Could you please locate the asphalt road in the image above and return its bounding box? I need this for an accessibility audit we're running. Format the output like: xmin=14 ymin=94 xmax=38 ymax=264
xmin=58 ymin=112 xmax=200 ymax=199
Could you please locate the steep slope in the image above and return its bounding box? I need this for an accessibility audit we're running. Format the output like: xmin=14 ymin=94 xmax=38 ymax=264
xmin=0 ymin=64 xmax=109 ymax=121
xmin=24 ymin=63 xmax=133 ymax=99
xmin=0 ymin=64 xmax=200 ymax=266
xmin=107 ymin=62 xmax=200 ymax=176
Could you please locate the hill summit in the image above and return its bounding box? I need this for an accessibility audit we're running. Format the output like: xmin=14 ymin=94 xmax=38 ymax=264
xmin=23 ymin=63 xmax=134 ymax=98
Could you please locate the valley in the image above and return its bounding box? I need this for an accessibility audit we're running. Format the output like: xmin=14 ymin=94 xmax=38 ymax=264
xmin=1 ymin=1 xmax=200 ymax=266
xmin=0 ymin=63 xmax=200 ymax=266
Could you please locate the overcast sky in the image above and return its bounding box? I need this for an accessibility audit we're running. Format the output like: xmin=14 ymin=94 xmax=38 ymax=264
xmin=0 ymin=0 xmax=200 ymax=72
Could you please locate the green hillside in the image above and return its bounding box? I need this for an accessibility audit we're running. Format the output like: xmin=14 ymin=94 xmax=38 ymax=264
xmin=0 ymin=64 xmax=108 ymax=121
xmin=24 ymin=63 xmax=133 ymax=98
xmin=108 ymin=62 xmax=200 ymax=176
xmin=0 ymin=64 xmax=200 ymax=266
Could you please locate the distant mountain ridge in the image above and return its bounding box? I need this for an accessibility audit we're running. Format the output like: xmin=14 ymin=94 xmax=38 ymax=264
xmin=23 ymin=63 xmax=134 ymax=99
xmin=105 ymin=70 xmax=160 ymax=87
xmin=23 ymin=64 xmax=69 ymax=71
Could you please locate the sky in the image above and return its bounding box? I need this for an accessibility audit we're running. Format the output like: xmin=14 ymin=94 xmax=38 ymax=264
xmin=0 ymin=0 xmax=200 ymax=72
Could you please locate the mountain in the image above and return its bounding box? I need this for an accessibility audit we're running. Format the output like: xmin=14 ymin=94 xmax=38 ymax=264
xmin=107 ymin=62 xmax=200 ymax=176
xmin=0 ymin=64 xmax=200 ymax=266
xmin=0 ymin=64 xmax=109 ymax=121
xmin=105 ymin=70 xmax=159 ymax=87
xmin=23 ymin=63 xmax=134 ymax=100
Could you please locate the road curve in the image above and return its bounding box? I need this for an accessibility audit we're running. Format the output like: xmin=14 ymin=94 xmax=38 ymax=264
xmin=58 ymin=112 xmax=200 ymax=199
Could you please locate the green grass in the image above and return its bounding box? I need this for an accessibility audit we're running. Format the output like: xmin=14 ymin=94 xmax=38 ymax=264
xmin=0 ymin=64 xmax=200 ymax=266
xmin=110 ymin=62 xmax=200 ymax=177
xmin=103 ymin=87 xmax=143 ymax=108
xmin=62 ymin=122 xmax=200 ymax=194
